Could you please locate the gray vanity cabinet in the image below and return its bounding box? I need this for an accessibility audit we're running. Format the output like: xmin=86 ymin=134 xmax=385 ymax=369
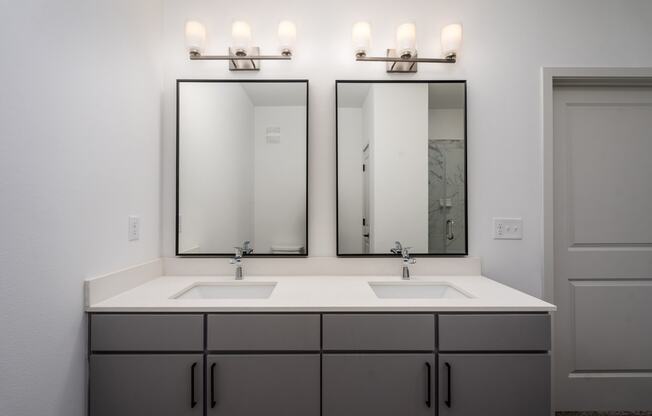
xmin=321 ymin=314 xmax=436 ymax=416
xmin=206 ymin=354 xmax=320 ymax=416
xmin=89 ymin=314 xmax=204 ymax=416
xmin=437 ymin=314 xmax=552 ymax=416
xmin=438 ymin=354 xmax=551 ymax=416
xmin=89 ymin=354 xmax=203 ymax=416
xmin=322 ymin=354 xmax=435 ymax=416
xmin=88 ymin=312 xmax=551 ymax=416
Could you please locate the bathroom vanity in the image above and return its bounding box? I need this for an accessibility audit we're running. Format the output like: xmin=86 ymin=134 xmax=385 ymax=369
xmin=86 ymin=274 xmax=554 ymax=416
xmin=82 ymin=79 xmax=553 ymax=415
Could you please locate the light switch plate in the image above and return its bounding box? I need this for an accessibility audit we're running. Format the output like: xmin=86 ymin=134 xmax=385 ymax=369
xmin=128 ymin=216 xmax=140 ymax=241
xmin=493 ymin=218 xmax=523 ymax=240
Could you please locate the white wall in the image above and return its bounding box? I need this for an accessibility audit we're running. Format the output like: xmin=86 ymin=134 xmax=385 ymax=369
xmin=160 ymin=0 xmax=652 ymax=297
xmin=371 ymin=84 xmax=430 ymax=252
xmin=178 ymin=83 xmax=254 ymax=253
xmin=0 ymin=1 xmax=163 ymax=415
xmin=337 ymin=108 xmax=364 ymax=253
xmin=253 ymin=106 xmax=307 ymax=252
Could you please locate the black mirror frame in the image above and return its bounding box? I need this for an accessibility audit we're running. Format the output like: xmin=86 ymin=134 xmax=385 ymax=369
xmin=175 ymin=79 xmax=309 ymax=257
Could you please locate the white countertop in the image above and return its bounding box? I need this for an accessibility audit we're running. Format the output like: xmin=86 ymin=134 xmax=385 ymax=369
xmin=86 ymin=274 xmax=555 ymax=312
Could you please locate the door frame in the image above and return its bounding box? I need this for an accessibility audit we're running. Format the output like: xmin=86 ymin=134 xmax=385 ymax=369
xmin=541 ymin=67 xmax=652 ymax=304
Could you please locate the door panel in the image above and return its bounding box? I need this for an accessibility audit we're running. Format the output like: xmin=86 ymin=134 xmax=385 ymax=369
xmin=553 ymin=85 xmax=652 ymax=410
xmin=90 ymin=354 xmax=203 ymax=416
xmin=322 ymin=354 xmax=435 ymax=416
xmin=438 ymin=354 xmax=550 ymax=416
xmin=572 ymin=281 xmax=652 ymax=370
xmin=207 ymin=354 xmax=320 ymax=416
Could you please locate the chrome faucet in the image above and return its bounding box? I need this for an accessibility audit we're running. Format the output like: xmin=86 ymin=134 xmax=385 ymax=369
xmin=390 ymin=241 xmax=416 ymax=280
xmin=231 ymin=241 xmax=253 ymax=280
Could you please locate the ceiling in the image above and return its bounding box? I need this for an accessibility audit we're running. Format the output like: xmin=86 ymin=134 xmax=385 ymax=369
xmin=428 ymin=83 xmax=465 ymax=109
xmin=241 ymin=82 xmax=306 ymax=106
xmin=337 ymin=84 xmax=371 ymax=108
xmin=336 ymin=83 xmax=465 ymax=109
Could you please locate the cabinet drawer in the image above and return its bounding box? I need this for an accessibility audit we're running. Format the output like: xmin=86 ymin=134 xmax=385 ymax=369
xmin=438 ymin=314 xmax=550 ymax=351
xmin=322 ymin=314 xmax=435 ymax=351
xmin=207 ymin=314 xmax=320 ymax=351
xmin=91 ymin=314 xmax=203 ymax=352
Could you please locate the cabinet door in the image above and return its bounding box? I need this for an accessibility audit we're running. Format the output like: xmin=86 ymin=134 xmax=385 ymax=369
xmin=90 ymin=354 xmax=203 ymax=416
xmin=438 ymin=354 xmax=550 ymax=416
xmin=322 ymin=354 xmax=435 ymax=416
xmin=207 ymin=354 xmax=320 ymax=416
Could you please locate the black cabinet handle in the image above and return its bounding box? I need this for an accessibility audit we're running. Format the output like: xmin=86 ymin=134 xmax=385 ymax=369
xmin=190 ymin=362 xmax=198 ymax=408
xmin=210 ymin=362 xmax=217 ymax=408
xmin=425 ymin=362 xmax=432 ymax=408
xmin=445 ymin=362 xmax=452 ymax=408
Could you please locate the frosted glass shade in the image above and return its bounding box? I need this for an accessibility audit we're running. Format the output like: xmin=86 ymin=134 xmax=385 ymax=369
xmin=396 ymin=22 xmax=416 ymax=57
xmin=185 ymin=21 xmax=206 ymax=54
xmin=441 ymin=23 xmax=462 ymax=58
xmin=278 ymin=20 xmax=297 ymax=53
xmin=231 ymin=21 xmax=252 ymax=51
xmin=352 ymin=21 xmax=371 ymax=56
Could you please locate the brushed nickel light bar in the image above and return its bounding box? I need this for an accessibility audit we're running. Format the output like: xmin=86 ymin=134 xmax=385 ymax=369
xmin=185 ymin=20 xmax=296 ymax=71
xmin=352 ymin=22 xmax=462 ymax=73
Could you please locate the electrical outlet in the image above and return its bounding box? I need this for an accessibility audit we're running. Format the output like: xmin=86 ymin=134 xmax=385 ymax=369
xmin=128 ymin=216 xmax=140 ymax=241
xmin=493 ymin=218 xmax=523 ymax=240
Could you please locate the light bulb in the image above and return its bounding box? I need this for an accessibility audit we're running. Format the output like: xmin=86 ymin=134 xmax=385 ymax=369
xmin=352 ymin=21 xmax=371 ymax=57
xmin=231 ymin=21 xmax=252 ymax=53
xmin=396 ymin=22 xmax=416 ymax=58
xmin=441 ymin=23 xmax=462 ymax=59
xmin=185 ymin=20 xmax=206 ymax=56
xmin=278 ymin=20 xmax=296 ymax=55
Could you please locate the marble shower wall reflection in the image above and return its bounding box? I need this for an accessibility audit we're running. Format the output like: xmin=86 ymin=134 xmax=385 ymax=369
xmin=429 ymin=139 xmax=465 ymax=253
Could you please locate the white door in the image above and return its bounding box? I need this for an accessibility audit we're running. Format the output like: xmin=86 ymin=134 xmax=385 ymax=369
xmin=553 ymin=84 xmax=652 ymax=411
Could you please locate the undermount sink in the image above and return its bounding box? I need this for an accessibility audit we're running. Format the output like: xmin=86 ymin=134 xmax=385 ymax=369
xmin=173 ymin=282 xmax=277 ymax=299
xmin=369 ymin=282 xmax=471 ymax=299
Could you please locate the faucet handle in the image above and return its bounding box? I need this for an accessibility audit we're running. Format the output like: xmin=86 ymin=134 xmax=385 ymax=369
xmin=400 ymin=247 xmax=416 ymax=264
xmin=242 ymin=240 xmax=253 ymax=254
xmin=390 ymin=241 xmax=404 ymax=254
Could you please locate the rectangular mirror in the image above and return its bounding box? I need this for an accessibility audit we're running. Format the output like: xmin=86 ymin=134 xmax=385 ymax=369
xmin=336 ymin=81 xmax=467 ymax=256
xmin=177 ymin=80 xmax=308 ymax=256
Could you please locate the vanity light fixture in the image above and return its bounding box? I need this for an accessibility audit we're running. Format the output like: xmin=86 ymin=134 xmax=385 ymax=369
xmin=184 ymin=20 xmax=296 ymax=71
xmin=353 ymin=22 xmax=463 ymax=73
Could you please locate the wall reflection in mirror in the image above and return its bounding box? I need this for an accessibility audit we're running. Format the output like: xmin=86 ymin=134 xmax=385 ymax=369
xmin=337 ymin=81 xmax=467 ymax=256
xmin=177 ymin=80 xmax=308 ymax=256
